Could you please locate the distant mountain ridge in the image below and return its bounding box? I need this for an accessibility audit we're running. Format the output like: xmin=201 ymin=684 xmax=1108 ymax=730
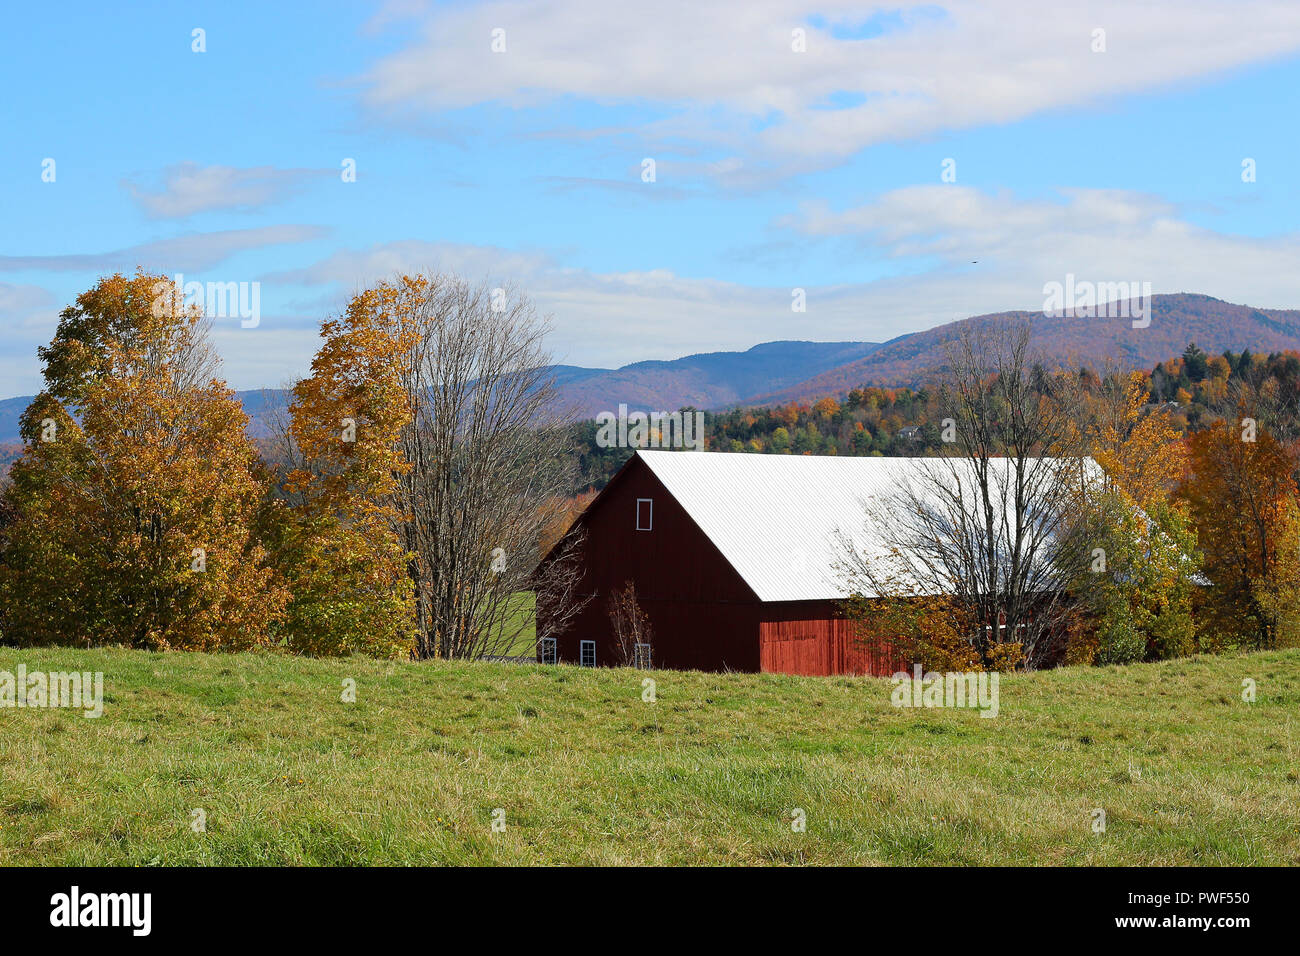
xmin=549 ymin=340 xmax=882 ymax=418
xmin=3 ymin=295 xmax=1299 ymax=445
xmin=0 ymin=340 xmax=881 ymax=443
xmin=752 ymin=294 xmax=1300 ymax=405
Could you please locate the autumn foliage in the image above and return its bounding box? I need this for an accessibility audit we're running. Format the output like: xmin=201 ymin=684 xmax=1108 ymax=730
xmin=1090 ymin=371 xmax=1187 ymax=509
xmin=2 ymin=275 xmax=1299 ymax=669
xmin=0 ymin=272 xmax=286 ymax=649
xmin=274 ymin=286 xmax=417 ymax=658
xmin=1178 ymin=419 xmax=1299 ymax=650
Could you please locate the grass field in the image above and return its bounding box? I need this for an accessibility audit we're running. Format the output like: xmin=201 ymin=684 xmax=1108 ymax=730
xmin=502 ymin=591 xmax=536 ymax=656
xmin=1 ymin=645 xmax=1298 ymax=865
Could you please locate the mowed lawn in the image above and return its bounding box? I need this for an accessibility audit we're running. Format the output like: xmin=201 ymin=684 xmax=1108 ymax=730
xmin=1 ymin=645 xmax=1298 ymax=865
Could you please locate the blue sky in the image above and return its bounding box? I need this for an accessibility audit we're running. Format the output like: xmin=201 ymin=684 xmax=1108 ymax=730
xmin=3 ymin=0 xmax=1300 ymax=396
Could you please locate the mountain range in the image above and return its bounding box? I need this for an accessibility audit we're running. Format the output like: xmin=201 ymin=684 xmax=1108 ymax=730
xmin=4 ymin=294 xmax=1300 ymax=446
xmin=0 ymin=340 xmax=881 ymax=444
xmin=751 ymin=293 xmax=1300 ymax=405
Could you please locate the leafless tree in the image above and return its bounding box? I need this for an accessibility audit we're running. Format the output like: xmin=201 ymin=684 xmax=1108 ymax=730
xmin=607 ymin=579 xmax=653 ymax=667
xmin=839 ymin=321 xmax=1098 ymax=669
xmin=1227 ymin=376 xmax=1300 ymax=452
xmin=533 ymin=530 xmax=590 ymax=653
xmin=374 ymin=274 xmax=589 ymax=660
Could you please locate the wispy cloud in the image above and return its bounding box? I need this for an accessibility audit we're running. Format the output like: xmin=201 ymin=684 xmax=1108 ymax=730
xmin=263 ymin=240 xmax=556 ymax=288
xmin=260 ymin=187 xmax=1300 ymax=372
xmin=776 ymin=185 xmax=1300 ymax=315
xmin=0 ymin=282 xmax=56 ymax=317
xmin=0 ymin=283 xmax=61 ymax=387
xmin=0 ymin=226 xmax=330 ymax=274
xmin=124 ymin=163 xmax=332 ymax=219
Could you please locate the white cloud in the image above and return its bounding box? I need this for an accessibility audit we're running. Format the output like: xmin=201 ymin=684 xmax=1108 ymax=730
xmin=263 ymin=240 xmax=555 ymax=289
xmin=261 ymin=239 xmax=803 ymax=367
xmin=13 ymin=184 xmax=1292 ymax=396
xmin=0 ymin=226 xmax=329 ymax=275
xmin=779 ymin=184 xmax=1300 ymax=326
xmin=209 ymin=323 xmax=325 ymax=392
xmin=359 ymin=0 xmax=1300 ymax=177
xmin=0 ymin=283 xmax=60 ymax=395
xmin=0 ymin=282 xmax=56 ymax=318
xmin=253 ymin=187 xmax=1300 ymax=375
xmin=125 ymin=163 xmax=331 ymax=219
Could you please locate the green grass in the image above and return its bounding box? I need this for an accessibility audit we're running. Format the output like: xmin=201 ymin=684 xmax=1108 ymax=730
xmin=1 ymin=645 xmax=1298 ymax=865
xmin=501 ymin=591 xmax=536 ymax=656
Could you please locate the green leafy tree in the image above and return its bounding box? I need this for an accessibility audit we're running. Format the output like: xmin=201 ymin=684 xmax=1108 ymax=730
xmin=1074 ymin=493 xmax=1200 ymax=665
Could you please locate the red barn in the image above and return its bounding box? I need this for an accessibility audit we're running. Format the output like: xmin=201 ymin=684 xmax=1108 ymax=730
xmin=536 ymin=450 xmax=914 ymax=676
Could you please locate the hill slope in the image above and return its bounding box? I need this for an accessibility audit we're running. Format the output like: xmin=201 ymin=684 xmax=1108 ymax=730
xmin=5 ymin=293 xmax=1297 ymax=437
xmin=0 ymin=340 xmax=880 ymax=443
xmin=756 ymin=294 xmax=1300 ymax=405
xmin=1 ymin=645 xmax=1296 ymax=865
xmin=551 ymin=340 xmax=881 ymax=418
xmin=0 ymin=397 xmax=29 ymax=449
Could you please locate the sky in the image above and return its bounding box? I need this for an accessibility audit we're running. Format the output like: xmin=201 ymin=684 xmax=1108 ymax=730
xmin=3 ymin=0 xmax=1300 ymax=397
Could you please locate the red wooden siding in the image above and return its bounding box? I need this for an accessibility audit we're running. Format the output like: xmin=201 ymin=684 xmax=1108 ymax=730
xmin=539 ymin=456 xmax=761 ymax=672
xmin=537 ymin=453 xmax=912 ymax=676
xmin=758 ymin=600 xmax=907 ymax=676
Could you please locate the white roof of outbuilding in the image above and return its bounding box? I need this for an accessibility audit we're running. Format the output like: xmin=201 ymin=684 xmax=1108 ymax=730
xmin=635 ymin=450 xmax=1101 ymax=603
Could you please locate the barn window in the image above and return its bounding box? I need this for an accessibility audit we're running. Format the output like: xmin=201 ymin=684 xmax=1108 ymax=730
xmin=540 ymin=637 xmax=557 ymax=665
xmin=634 ymin=643 xmax=652 ymax=669
xmin=580 ymin=640 xmax=596 ymax=667
xmin=636 ymin=498 xmax=653 ymax=531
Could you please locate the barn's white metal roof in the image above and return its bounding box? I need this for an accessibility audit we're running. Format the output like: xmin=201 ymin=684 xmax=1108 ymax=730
xmin=636 ymin=450 xmax=1100 ymax=603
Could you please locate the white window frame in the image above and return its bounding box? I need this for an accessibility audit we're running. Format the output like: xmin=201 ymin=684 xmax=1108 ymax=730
xmin=540 ymin=637 xmax=557 ymax=665
xmin=634 ymin=643 xmax=652 ymax=669
xmin=636 ymin=498 xmax=653 ymax=531
xmin=579 ymin=640 xmax=596 ymax=667
xmin=982 ymin=622 xmax=1026 ymax=639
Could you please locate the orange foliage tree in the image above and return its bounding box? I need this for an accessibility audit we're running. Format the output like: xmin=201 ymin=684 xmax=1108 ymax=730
xmin=276 ymin=287 xmax=417 ymax=657
xmin=537 ymin=490 xmax=597 ymax=560
xmin=0 ymin=272 xmax=286 ymax=649
xmin=1179 ymin=419 xmax=1299 ymax=650
xmin=1091 ymin=371 xmax=1187 ymax=508
xmin=287 ymin=274 xmax=587 ymax=661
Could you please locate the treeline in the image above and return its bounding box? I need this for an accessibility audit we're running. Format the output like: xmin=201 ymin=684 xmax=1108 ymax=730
xmin=3 ymin=273 xmax=1298 ymax=671
xmin=569 ymin=342 xmax=1300 ymax=490
xmin=568 ymin=334 xmax=1300 ymax=669
xmin=833 ymin=326 xmax=1300 ymax=669
xmin=0 ymin=271 xmax=587 ymax=659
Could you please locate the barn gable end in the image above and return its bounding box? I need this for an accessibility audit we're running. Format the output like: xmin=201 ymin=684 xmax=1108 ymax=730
xmin=538 ymin=454 xmax=762 ymax=672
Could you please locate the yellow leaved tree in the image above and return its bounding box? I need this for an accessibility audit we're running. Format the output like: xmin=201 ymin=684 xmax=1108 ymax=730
xmin=0 ymin=271 xmax=286 ymax=649
xmin=273 ymin=286 xmax=418 ymax=657
xmin=1092 ymin=371 xmax=1187 ymax=509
